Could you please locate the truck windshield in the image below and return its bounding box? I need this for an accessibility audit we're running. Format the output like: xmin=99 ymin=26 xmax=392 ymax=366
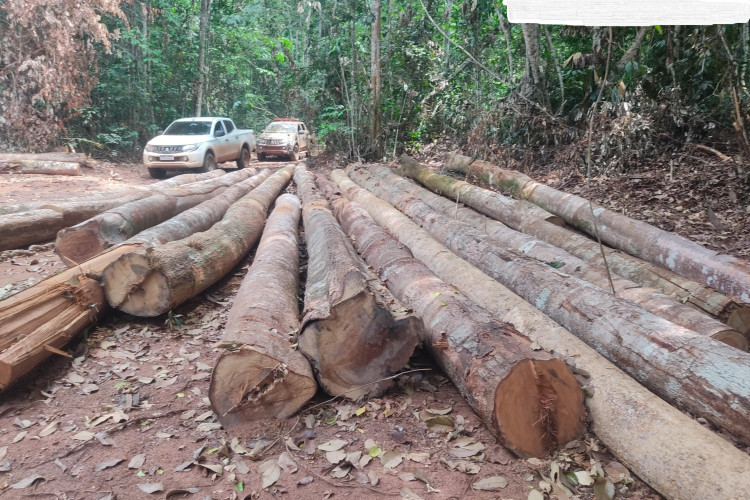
xmin=265 ymin=123 xmax=297 ymax=133
xmin=164 ymin=121 xmax=212 ymax=135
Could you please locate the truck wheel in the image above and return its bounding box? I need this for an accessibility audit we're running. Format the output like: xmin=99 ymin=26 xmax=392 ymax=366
xmin=258 ymin=152 xmax=267 ymax=162
xmin=236 ymin=146 xmax=251 ymax=169
xmin=148 ymin=168 xmax=167 ymax=179
xmin=200 ymin=151 xmax=216 ymax=173
xmin=288 ymin=144 xmax=298 ymax=162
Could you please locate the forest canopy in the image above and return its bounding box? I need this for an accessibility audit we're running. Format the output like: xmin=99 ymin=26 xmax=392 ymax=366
xmin=0 ymin=0 xmax=748 ymax=178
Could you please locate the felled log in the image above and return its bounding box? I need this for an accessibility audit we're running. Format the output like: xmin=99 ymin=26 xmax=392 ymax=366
xmin=348 ymin=164 xmax=750 ymax=444
xmin=381 ymin=162 xmax=747 ymax=350
xmin=330 ymin=169 xmax=750 ymax=500
xmin=0 ymin=153 xmax=89 ymax=176
xmin=0 ymin=244 xmax=138 ymax=389
xmin=323 ymin=172 xmax=585 ymax=458
xmin=402 ymin=156 xmax=748 ymax=332
xmin=294 ymin=165 xmax=421 ymax=400
xmin=0 ymin=169 xmax=229 ymax=250
xmin=102 ymin=165 xmax=294 ymax=317
xmin=209 ymin=194 xmax=316 ymax=425
xmin=0 ymin=152 xmax=88 ymax=164
xmin=445 ymin=153 xmax=750 ymax=303
xmin=56 ymin=169 xmax=258 ymax=266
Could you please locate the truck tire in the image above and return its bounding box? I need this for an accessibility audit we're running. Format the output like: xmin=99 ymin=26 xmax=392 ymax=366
xmin=148 ymin=168 xmax=167 ymax=179
xmin=200 ymin=151 xmax=217 ymax=173
xmin=288 ymin=144 xmax=298 ymax=162
xmin=236 ymin=146 xmax=251 ymax=169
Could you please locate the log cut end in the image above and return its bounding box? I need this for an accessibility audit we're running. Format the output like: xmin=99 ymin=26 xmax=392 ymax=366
xmin=299 ymin=291 xmax=422 ymax=400
xmin=712 ymin=327 xmax=749 ymax=351
xmin=209 ymin=347 xmax=317 ymax=427
xmin=102 ymin=252 xmax=172 ymax=317
xmin=494 ymin=358 xmax=585 ymax=458
xmin=56 ymin=223 xmax=106 ymax=267
xmin=728 ymin=306 xmax=750 ymax=341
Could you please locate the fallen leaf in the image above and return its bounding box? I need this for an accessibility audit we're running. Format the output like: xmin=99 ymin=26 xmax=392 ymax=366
xmin=81 ymin=383 xmax=99 ymax=394
xmin=66 ymin=372 xmax=85 ymax=384
xmin=472 ymin=476 xmax=508 ymax=491
xmin=137 ymin=483 xmax=164 ymax=494
xmin=95 ymin=432 xmax=115 ymax=446
xmin=298 ymin=476 xmax=314 ymax=485
xmin=72 ymin=431 xmax=95 ymax=442
xmin=441 ymin=458 xmax=480 ymax=474
xmin=317 ymin=439 xmax=347 ymax=452
xmin=128 ymin=454 xmax=146 ymax=469
xmin=425 ymin=407 xmax=452 ymax=415
xmin=39 ymin=421 xmax=58 ymax=437
xmin=380 ymin=450 xmax=403 ymax=469
xmin=574 ymin=470 xmax=595 ymax=486
xmin=0 ymin=446 xmax=6 ymax=460
xmin=448 ymin=438 xmax=485 ymax=458
xmin=278 ymin=452 xmax=297 ymax=473
xmin=197 ymin=463 xmax=223 ymax=474
xmin=196 ymin=422 xmax=222 ymax=432
xmin=400 ymin=487 xmax=424 ymax=500
xmin=235 ymin=460 xmax=250 ymax=475
xmin=326 ymin=449 xmax=346 ymax=464
xmin=155 ymin=432 xmax=173 ymax=439
xmin=528 ymin=490 xmax=545 ymax=500
xmin=13 ymin=431 xmax=27 ymax=443
xmin=194 ymin=411 xmax=213 ymax=422
xmin=407 ymin=452 xmax=430 ymax=464
xmin=11 ymin=474 xmax=45 ymax=489
xmin=165 ymin=488 xmax=200 ymax=498
xmin=399 ymin=472 xmax=416 ymax=481
xmin=0 ymin=460 xmax=11 ymax=472
xmin=55 ymin=458 xmax=67 ymax=472
xmin=94 ymin=459 xmax=123 ymax=471
xmin=368 ymin=470 xmax=379 ymax=485
xmin=425 ymin=415 xmax=455 ymax=432
xmin=174 ymin=461 xmax=193 ymax=472
xmin=259 ymin=459 xmax=281 ymax=488
xmin=594 ymin=477 xmax=616 ymax=500
xmin=331 ymin=464 xmax=351 ymax=478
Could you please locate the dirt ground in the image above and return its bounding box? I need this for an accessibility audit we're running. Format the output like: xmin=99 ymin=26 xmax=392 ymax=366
xmin=3 ymin=151 xmax=744 ymax=500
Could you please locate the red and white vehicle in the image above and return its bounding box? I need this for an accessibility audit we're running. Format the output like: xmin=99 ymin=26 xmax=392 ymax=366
xmin=256 ymin=118 xmax=310 ymax=161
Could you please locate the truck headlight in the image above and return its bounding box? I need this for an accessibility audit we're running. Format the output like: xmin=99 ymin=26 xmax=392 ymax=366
xmin=145 ymin=145 xmax=155 ymax=152
xmin=180 ymin=144 xmax=200 ymax=152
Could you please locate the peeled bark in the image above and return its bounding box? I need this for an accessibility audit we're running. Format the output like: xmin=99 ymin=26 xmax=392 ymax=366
xmin=102 ymin=165 xmax=294 ymax=317
xmin=0 ymin=160 xmax=80 ymax=176
xmin=446 ymin=153 xmax=750 ymax=303
xmin=324 ymin=171 xmax=585 ymax=458
xmin=56 ymin=169 xmax=257 ymax=266
xmin=0 ymin=169 xmax=229 ymax=250
xmin=329 ymin=169 xmax=750 ymax=500
xmin=383 ymin=162 xmax=746 ymax=350
xmin=209 ymin=194 xmax=316 ymax=425
xmin=348 ymin=164 xmax=750 ymax=444
xmin=294 ymin=165 xmax=421 ymax=400
xmin=407 ymin=156 xmax=745 ymax=324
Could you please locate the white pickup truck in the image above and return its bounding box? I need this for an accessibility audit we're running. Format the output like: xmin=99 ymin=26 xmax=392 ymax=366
xmin=143 ymin=117 xmax=256 ymax=178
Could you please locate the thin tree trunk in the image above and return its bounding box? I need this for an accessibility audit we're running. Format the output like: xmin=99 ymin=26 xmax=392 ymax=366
xmin=348 ymin=164 xmax=750 ymax=444
xmin=369 ymin=0 xmax=383 ymax=159
xmin=617 ymin=27 xmax=650 ymax=70
xmin=294 ymin=165 xmax=421 ymax=400
xmin=543 ymin=25 xmax=564 ymax=113
xmin=329 ymin=169 xmax=750 ymax=500
xmin=324 ymin=171 xmax=585 ymax=459
xmin=209 ymin=194 xmax=316 ymax=425
xmin=102 ymin=165 xmax=294 ymax=317
xmin=195 ymin=0 xmax=211 ymax=116
xmin=521 ymin=23 xmax=548 ymax=108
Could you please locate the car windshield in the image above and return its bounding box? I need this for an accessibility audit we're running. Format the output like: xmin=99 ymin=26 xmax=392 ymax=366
xmin=163 ymin=121 xmax=212 ymax=135
xmin=265 ymin=122 xmax=297 ymax=133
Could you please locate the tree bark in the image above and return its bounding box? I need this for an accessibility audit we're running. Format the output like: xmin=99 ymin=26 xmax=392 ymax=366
xmin=0 ymin=152 xmax=88 ymax=164
xmin=329 ymin=169 xmax=750 ymax=500
xmin=324 ymin=171 xmax=585 ymax=458
xmin=195 ymin=0 xmax=211 ymax=116
xmin=102 ymin=165 xmax=293 ymax=317
xmin=55 ymin=168 xmax=257 ymax=266
xmin=521 ymin=23 xmax=549 ymax=108
xmin=348 ymin=164 xmax=750 ymax=444
xmin=294 ymin=165 xmax=421 ymax=400
xmin=394 ymin=159 xmax=747 ymax=349
xmin=0 ymin=160 xmax=80 ymax=176
xmin=0 ymin=169 xmax=228 ymax=250
xmin=439 ymin=153 xmax=747 ymax=322
xmin=617 ymin=27 xmax=650 ymax=70
xmin=209 ymin=194 xmax=316 ymax=425
xmin=449 ymin=155 xmax=750 ymax=303
xmin=369 ymin=0 xmax=383 ymax=159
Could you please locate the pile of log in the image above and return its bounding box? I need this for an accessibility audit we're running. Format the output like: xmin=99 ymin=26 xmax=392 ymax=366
xmin=3 ymin=155 xmax=750 ymax=499
xmin=0 ymin=152 xmax=89 ymax=176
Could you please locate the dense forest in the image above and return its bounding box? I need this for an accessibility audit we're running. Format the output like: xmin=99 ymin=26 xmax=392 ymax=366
xmin=1 ymin=0 xmax=749 ymax=179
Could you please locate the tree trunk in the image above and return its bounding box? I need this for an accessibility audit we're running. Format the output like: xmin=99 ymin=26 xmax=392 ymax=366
xmin=329 ymin=169 xmax=750 ymax=500
xmin=209 ymin=194 xmax=317 ymax=426
xmin=0 ymin=169 xmax=228 ymax=250
xmin=617 ymin=27 xmax=650 ymax=70
xmin=102 ymin=165 xmax=294 ymax=317
xmin=439 ymin=153 xmax=747 ymax=323
xmin=294 ymin=165 xmax=421 ymax=400
xmin=324 ymin=171 xmax=585 ymax=459
xmin=0 ymin=160 xmax=80 ymax=176
xmin=0 ymin=244 xmax=139 ymax=389
xmin=369 ymin=0 xmax=383 ymax=159
xmin=521 ymin=23 xmax=549 ymax=108
xmin=348 ymin=164 xmax=750 ymax=444
xmin=195 ymin=0 xmax=211 ymax=116
xmin=450 ymin=155 xmax=750 ymax=303
xmin=394 ymin=159 xmax=747 ymax=349
xmin=55 ymin=168 xmax=257 ymax=266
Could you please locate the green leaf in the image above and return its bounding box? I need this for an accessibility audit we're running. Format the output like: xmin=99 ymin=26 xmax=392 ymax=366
xmin=355 ymin=406 xmax=366 ymax=416
xmin=368 ymin=445 xmax=382 ymax=457
xmin=236 ymin=482 xmax=244 ymax=492
xmin=430 ymin=292 xmax=441 ymax=299
xmin=654 ymin=25 xmax=662 ymax=34
xmin=545 ymin=261 xmax=565 ymax=269
xmin=325 ymin=415 xmax=338 ymax=425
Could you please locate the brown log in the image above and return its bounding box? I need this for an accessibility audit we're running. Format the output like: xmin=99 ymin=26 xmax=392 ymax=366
xmin=102 ymin=165 xmax=294 ymax=317
xmin=0 ymin=169 xmax=229 ymax=250
xmin=0 ymin=160 xmax=80 ymax=176
xmin=403 ymin=156 xmax=747 ymax=326
xmin=0 ymin=152 xmax=89 ymax=164
xmin=55 ymin=169 xmax=258 ymax=266
xmin=294 ymin=165 xmax=421 ymax=400
xmin=387 ymin=160 xmax=747 ymax=350
xmin=446 ymin=152 xmax=750 ymax=303
xmin=209 ymin=194 xmax=316 ymax=425
xmin=348 ymin=164 xmax=750 ymax=444
xmin=0 ymin=244 xmax=139 ymax=389
xmin=329 ymin=169 xmax=750 ymax=500
xmin=323 ymin=171 xmax=585 ymax=458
